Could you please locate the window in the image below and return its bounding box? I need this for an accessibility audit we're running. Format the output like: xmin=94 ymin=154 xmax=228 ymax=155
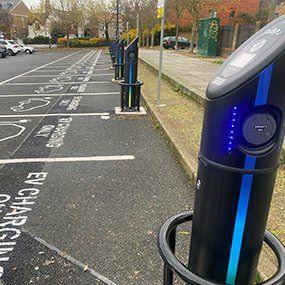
xmin=229 ymin=10 xmax=236 ymax=18
xmin=211 ymin=10 xmax=218 ymax=18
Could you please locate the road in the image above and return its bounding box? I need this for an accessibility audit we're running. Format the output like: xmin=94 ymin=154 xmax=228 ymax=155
xmin=0 ymin=49 xmax=194 ymax=285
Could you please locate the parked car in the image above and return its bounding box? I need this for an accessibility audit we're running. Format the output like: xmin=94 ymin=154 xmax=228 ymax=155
xmin=18 ymin=43 xmax=35 ymax=54
xmin=0 ymin=44 xmax=6 ymax=58
xmin=163 ymin=36 xmax=192 ymax=49
xmin=0 ymin=40 xmax=19 ymax=56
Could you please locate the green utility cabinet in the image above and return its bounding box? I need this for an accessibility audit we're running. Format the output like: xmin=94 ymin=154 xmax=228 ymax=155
xmin=197 ymin=17 xmax=220 ymax=57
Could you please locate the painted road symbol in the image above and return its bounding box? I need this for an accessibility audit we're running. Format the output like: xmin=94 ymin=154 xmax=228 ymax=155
xmin=0 ymin=119 xmax=29 ymax=142
xmin=49 ymin=76 xmax=72 ymax=83
xmin=11 ymin=98 xmax=52 ymax=112
xmin=35 ymin=85 xmax=64 ymax=94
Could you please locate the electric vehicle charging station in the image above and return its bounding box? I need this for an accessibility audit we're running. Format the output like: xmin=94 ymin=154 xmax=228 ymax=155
xmin=114 ymin=40 xmax=125 ymax=80
xmin=119 ymin=37 xmax=143 ymax=112
xmin=109 ymin=41 xmax=117 ymax=66
xmin=158 ymin=15 xmax=285 ymax=285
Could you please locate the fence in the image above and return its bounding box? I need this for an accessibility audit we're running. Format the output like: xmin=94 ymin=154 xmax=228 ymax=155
xmin=218 ymin=23 xmax=257 ymax=56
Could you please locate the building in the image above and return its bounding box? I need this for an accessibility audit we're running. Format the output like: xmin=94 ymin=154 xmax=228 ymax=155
xmin=213 ymin=0 xmax=260 ymax=25
xmin=28 ymin=19 xmax=52 ymax=39
xmin=0 ymin=0 xmax=30 ymax=39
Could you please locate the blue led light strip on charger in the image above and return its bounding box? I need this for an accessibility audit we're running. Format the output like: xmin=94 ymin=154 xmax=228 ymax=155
xmin=226 ymin=64 xmax=274 ymax=285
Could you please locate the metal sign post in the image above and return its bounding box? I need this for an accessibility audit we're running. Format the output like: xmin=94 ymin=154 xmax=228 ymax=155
xmin=126 ymin=21 xmax=130 ymax=46
xmin=156 ymin=0 xmax=166 ymax=106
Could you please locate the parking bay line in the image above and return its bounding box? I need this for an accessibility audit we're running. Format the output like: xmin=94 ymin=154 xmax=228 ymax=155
xmin=21 ymin=229 xmax=118 ymax=285
xmin=0 ymin=92 xmax=119 ymax=98
xmin=0 ymin=112 xmax=110 ymax=118
xmin=0 ymin=51 xmax=82 ymax=86
xmin=0 ymin=155 xmax=135 ymax=165
xmin=3 ymin=81 xmax=112 ymax=86
xmin=22 ymin=73 xmax=114 ymax=78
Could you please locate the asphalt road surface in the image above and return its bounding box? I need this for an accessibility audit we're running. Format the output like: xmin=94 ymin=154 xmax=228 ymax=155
xmin=0 ymin=49 xmax=194 ymax=285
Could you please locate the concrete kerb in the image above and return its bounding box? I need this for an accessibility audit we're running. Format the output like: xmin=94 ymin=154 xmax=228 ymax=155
xmin=140 ymin=95 xmax=197 ymax=183
xmin=139 ymin=62 xmax=278 ymax=281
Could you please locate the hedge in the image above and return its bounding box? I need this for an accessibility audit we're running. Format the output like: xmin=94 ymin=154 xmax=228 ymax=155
xmin=23 ymin=36 xmax=51 ymax=45
xmin=57 ymin=37 xmax=111 ymax=48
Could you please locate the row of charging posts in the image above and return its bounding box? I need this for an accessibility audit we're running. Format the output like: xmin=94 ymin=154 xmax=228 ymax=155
xmin=109 ymin=37 xmax=143 ymax=112
xmin=157 ymin=15 xmax=285 ymax=285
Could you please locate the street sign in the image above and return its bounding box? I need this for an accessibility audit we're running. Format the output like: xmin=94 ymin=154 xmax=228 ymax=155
xmin=157 ymin=0 xmax=165 ymax=19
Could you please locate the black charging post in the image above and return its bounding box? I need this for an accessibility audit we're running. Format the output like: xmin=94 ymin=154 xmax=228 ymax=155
xmin=119 ymin=37 xmax=143 ymax=111
xmin=115 ymin=37 xmax=146 ymax=115
xmin=114 ymin=40 xmax=125 ymax=80
xmin=109 ymin=41 xmax=117 ymax=66
xmin=158 ymin=15 xmax=285 ymax=285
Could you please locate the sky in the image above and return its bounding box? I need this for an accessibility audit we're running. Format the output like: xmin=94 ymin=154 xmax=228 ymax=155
xmin=23 ymin=0 xmax=41 ymax=8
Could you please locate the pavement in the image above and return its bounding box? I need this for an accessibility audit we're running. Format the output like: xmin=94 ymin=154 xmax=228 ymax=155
xmin=139 ymin=49 xmax=219 ymax=106
xmin=0 ymin=49 xmax=194 ymax=284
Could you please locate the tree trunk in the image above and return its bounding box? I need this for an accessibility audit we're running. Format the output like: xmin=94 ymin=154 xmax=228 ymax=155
xmin=66 ymin=34 xmax=70 ymax=47
xmin=146 ymin=31 xmax=150 ymax=48
xmin=190 ymin=20 xmax=197 ymax=52
xmin=105 ymin=23 xmax=109 ymax=40
xmin=175 ymin=22 xmax=179 ymax=51
xmin=151 ymin=30 xmax=155 ymax=48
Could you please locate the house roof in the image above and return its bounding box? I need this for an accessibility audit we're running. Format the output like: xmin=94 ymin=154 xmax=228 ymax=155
xmin=0 ymin=0 xmax=22 ymax=11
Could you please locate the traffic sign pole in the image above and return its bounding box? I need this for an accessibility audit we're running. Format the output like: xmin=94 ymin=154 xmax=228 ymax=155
xmin=156 ymin=0 xmax=166 ymax=106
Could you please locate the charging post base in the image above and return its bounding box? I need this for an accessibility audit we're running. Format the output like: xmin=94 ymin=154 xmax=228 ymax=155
xmin=158 ymin=211 xmax=285 ymax=285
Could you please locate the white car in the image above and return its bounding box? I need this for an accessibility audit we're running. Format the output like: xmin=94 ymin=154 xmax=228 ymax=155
xmin=18 ymin=43 xmax=35 ymax=54
xmin=0 ymin=40 xmax=19 ymax=56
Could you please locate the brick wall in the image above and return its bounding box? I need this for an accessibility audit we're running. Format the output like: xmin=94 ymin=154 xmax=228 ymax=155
xmin=11 ymin=1 xmax=30 ymax=38
xmin=214 ymin=0 xmax=260 ymax=25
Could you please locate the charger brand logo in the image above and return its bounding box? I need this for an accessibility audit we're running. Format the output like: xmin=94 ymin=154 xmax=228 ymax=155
xmin=250 ymin=38 xmax=267 ymax=53
xmin=11 ymin=98 xmax=51 ymax=112
xmin=263 ymin=26 xmax=281 ymax=36
xmin=0 ymin=120 xmax=29 ymax=142
xmin=213 ymin=76 xmax=226 ymax=86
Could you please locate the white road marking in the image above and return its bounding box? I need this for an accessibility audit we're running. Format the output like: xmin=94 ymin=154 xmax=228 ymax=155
xmin=22 ymin=229 xmax=119 ymax=285
xmin=22 ymin=73 xmax=114 ymax=78
xmin=0 ymin=51 xmax=82 ymax=86
xmin=95 ymin=68 xmax=111 ymax=71
xmin=0 ymin=113 xmax=110 ymax=118
xmin=11 ymin=98 xmax=51 ymax=112
xmin=0 ymin=155 xmax=135 ymax=164
xmin=4 ymin=81 xmax=112 ymax=85
xmin=0 ymin=119 xmax=29 ymax=142
xmin=0 ymin=92 xmax=119 ymax=98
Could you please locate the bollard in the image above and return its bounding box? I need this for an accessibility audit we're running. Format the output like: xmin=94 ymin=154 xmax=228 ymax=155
xmin=109 ymin=41 xmax=117 ymax=66
xmin=119 ymin=37 xmax=143 ymax=112
xmin=158 ymin=15 xmax=285 ymax=285
xmin=114 ymin=40 xmax=125 ymax=80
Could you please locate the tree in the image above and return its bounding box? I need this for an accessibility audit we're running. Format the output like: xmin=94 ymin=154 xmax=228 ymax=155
xmin=168 ymin=0 xmax=185 ymax=50
xmin=96 ymin=0 xmax=116 ymax=40
xmin=184 ymin=0 xmax=214 ymax=52
xmin=0 ymin=9 xmax=13 ymax=38
xmin=29 ymin=0 xmax=53 ymax=37
xmin=121 ymin=0 xmax=157 ymax=46
xmin=84 ymin=0 xmax=100 ymax=37
xmin=52 ymin=0 xmax=85 ymax=45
